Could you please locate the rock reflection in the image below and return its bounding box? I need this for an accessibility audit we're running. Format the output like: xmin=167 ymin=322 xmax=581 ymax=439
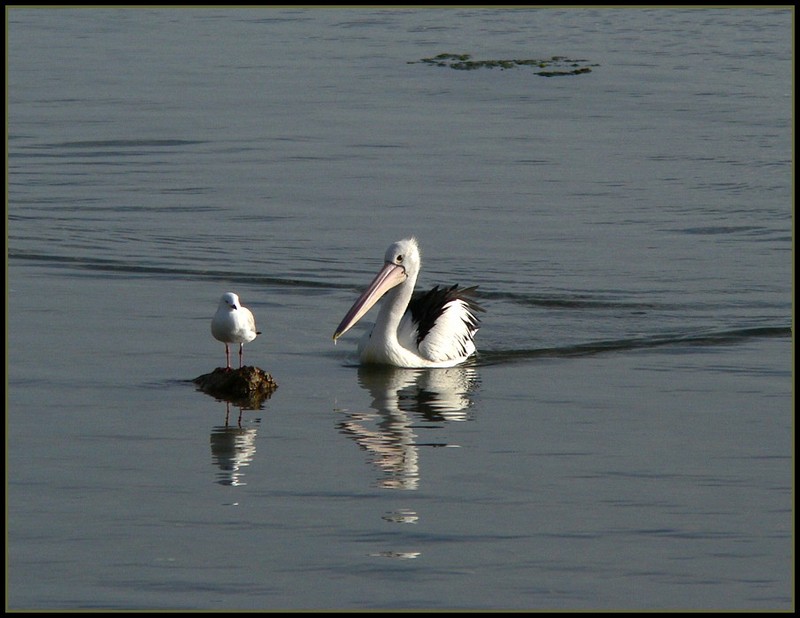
xmin=210 ymin=401 xmax=260 ymax=487
xmin=337 ymin=365 xmax=479 ymax=490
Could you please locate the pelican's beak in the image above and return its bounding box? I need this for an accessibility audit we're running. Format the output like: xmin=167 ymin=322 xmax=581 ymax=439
xmin=333 ymin=262 xmax=407 ymax=341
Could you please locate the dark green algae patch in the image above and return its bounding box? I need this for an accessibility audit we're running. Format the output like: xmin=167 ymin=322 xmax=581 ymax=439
xmin=411 ymin=53 xmax=597 ymax=76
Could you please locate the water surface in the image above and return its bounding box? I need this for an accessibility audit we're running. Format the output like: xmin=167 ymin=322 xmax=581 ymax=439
xmin=6 ymin=7 xmax=793 ymax=610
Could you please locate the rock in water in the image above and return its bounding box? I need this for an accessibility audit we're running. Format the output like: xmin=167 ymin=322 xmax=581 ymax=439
xmin=193 ymin=366 xmax=278 ymax=408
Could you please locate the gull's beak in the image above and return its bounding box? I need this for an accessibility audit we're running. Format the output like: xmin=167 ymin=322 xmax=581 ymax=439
xmin=333 ymin=262 xmax=407 ymax=341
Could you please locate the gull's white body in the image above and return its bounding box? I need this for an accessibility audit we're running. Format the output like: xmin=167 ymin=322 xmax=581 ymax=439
xmin=211 ymin=292 xmax=260 ymax=369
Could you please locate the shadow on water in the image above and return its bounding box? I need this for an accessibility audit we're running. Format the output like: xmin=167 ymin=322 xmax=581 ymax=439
xmin=8 ymin=251 xmax=353 ymax=289
xmin=476 ymin=325 xmax=792 ymax=367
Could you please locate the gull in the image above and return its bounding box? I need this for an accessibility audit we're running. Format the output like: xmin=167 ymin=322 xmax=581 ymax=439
xmin=211 ymin=292 xmax=260 ymax=369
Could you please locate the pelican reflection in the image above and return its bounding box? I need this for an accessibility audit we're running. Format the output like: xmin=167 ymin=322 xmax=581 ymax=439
xmin=337 ymin=365 xmax=479 ymax=490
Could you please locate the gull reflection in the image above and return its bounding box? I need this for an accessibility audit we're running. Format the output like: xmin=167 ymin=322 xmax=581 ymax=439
xmin=210 ymin=401 xmax=260 ymax=487
xmin=382 ymin=509 xmax=419 ymax=524
xmin=337 ymin=365 xmax=479 ymax=490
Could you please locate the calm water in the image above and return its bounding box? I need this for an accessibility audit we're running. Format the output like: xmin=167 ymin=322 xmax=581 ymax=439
xmin=6 ymin=7 xmax=793 ymax=611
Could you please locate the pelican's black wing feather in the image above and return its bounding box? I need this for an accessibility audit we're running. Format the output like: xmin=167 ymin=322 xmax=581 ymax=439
xmin=408 ymin=284 xmax=484 ymax=348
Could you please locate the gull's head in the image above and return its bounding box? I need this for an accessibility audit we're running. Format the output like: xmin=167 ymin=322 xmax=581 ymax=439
xmin=219 ymin=292 xmax=241 ymax=311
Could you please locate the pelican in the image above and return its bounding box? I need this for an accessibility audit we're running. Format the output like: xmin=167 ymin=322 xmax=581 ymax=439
xmin=211 ymin=292 xmax=261 ymax=369
xmin=333 ymin=238 xmax=483 ymax=368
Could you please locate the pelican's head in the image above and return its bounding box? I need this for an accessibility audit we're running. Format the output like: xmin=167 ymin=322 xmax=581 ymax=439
xmin=384 ymin=237 xmax=421 ymax=278
xmin=333 ymin=237 xmax=421 ymax=341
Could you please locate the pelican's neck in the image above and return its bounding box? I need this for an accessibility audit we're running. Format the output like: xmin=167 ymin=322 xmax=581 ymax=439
xmin=374 ymin=269 xmax=416 ymax=341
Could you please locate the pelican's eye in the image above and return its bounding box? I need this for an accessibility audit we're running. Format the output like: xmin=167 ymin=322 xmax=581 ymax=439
xmin=396 ymin=254 xmax=404 ymax=264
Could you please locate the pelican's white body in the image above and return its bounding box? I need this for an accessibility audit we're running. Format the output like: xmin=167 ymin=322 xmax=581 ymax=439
xmin=334 ymin=238 xmax=481 ymax=368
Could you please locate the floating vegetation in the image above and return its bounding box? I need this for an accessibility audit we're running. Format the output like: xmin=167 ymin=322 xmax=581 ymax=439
xmin=411 ymin=53 xmax=598 ymax=77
